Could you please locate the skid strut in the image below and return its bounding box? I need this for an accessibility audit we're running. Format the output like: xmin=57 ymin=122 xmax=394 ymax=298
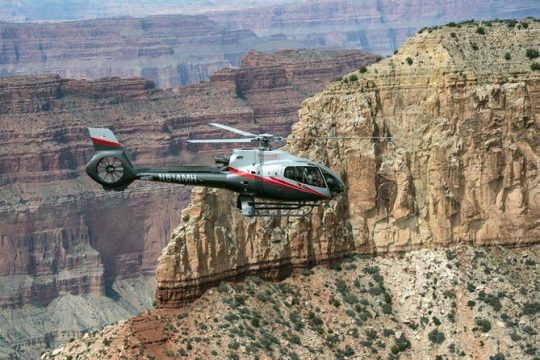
xmin=237 ymin=195 xmax=317 ymax=217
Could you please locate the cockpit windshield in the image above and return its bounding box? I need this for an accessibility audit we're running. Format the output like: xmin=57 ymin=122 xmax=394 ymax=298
xmin=284 ymin=166 xmax=325 ymax=187
xmin=321 ymin=169 xmax=344 ymax=194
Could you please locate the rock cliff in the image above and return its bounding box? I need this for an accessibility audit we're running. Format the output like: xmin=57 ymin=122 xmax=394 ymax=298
xmin=208 ymin=0 xmax=540 ymax=54
xmin=0 ymin=48 xmax=375 ymax=359
xmin=155 ymin=19 xmax=540 ymax=308
xmin=44 ymin=19 xmax=540 ymax=360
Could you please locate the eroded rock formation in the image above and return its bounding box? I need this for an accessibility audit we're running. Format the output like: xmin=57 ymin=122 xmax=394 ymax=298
xmin=0 ymin=48 xmax=375 ymax=358
xmin=155 ymin=20 xmax=540 ymax=308
xmin=45 ymin=245 xmax=540 ymax=359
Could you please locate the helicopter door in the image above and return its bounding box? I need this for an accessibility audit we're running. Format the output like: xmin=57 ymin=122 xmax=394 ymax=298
xmin=253 ymin=152 xmax=264 ymax=196
xmin=254 ymin=164 xmax=263 ymax=195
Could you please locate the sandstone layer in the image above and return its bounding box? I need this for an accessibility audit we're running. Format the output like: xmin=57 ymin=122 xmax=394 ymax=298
xmin=155 ymin=20 xmax=540 ymax=308
xmin=208 ymin=0 xmax=540 ymax=54
xmin=0 ymin=48 xmax=375 ymax=359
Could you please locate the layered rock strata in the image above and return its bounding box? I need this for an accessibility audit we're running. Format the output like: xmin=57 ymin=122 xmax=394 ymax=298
xmin=0 ymin=48 xmax=375 ymax=358
xmin=156 ymin=20 xmax=540 ymax=307
xmin=0 ymin=14 xmax=310 ymax=88
xmin=208 ymin=0 xmax=540 ymax=54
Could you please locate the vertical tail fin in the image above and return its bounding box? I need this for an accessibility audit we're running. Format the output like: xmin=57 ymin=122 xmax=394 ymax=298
xmin=88 ymin=127 xmax=122 ymax=151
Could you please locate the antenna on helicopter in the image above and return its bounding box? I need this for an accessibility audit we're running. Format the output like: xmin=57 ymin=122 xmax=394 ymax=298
xmin=187 ymin=123 xmax=391 ymax=150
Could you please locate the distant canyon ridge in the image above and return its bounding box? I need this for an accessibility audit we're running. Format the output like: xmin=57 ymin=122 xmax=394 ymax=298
xmin=2 ymin=0 xmax=540 ymax=87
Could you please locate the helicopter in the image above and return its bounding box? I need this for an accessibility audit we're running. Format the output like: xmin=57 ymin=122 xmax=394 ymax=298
xmin=85 ymin=123 xmax=347 ymax=217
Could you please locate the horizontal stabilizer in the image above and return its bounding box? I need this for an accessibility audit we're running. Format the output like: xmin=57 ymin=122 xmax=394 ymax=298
xmin=88 ymin=127 xmax=122 ymax=151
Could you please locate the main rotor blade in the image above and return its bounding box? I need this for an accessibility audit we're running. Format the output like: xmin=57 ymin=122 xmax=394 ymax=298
xmin=209 ymin=123 xmax=257 ymax=137
xmin=286 ymin=136 xmax=392 ymax=140
xmin=187 ymin=138 xmax=254 ymax=143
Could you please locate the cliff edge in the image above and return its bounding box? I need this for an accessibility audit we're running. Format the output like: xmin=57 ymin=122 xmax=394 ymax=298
xmin=156 ymin=19 xmax=540 ymax=307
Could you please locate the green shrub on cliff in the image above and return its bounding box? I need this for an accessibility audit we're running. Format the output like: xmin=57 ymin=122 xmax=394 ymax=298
xmin=428 ymin=329 xmax=445 ymax=344
xmin=391 ymin=334 xmax=411 ymax=354
xmin=522 ymin=302 xmax=540 ymax=316
xmin=526 ymin=49 xmax=539 ymax=59
xmin=506 ymin=19 xmax=517 ymax=28
xmin=475 ymin=318 xmax=492 ymax=332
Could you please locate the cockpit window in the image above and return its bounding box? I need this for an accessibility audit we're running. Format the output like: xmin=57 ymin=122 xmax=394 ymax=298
xmin=321 ymin=169 xmax=343 ymax=193
xmin=284 ymin=166 xmax=325 ymax=187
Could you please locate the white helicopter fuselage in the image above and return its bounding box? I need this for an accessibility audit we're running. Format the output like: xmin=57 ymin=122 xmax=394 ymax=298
xmin=225 ymin=149 xmax=343 ymax=201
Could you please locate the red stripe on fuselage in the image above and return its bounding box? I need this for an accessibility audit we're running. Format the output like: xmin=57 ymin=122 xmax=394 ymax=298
xmin=229 ymin=167 xmax=328 ymax=199
xmin=269 ymin=176 xmax=328 ymax=198
xmin=92 ymin=137 xmax=121 ymax=148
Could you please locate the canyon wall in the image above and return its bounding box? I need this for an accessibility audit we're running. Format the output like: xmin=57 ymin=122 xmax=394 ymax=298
xmin=0 ymin=14 xmax=310 ymax=88
xmin=155 ymin=20 xmax=540 ymax=308
xmin=4 ymin=2 xmax=540 ymax=89
xmin=208 ymin=0 xmax=540 ymax=54
xmin=0 ymin=48 xmax=375 ymax=359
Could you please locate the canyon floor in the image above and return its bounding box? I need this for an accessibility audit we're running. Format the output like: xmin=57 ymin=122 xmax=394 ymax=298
xmin=47 ymin=245 xmax=540 ymax=359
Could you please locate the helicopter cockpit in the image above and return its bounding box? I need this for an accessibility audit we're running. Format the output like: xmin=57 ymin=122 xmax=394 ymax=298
xmin=284 ymin=165 xmax=344 ymax=194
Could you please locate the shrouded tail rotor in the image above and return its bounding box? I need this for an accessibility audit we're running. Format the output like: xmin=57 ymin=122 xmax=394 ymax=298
xmin=85 ymin=128 xmax=137 ymax=190
xmin=96 ymin=156 xmax=125 ymax=184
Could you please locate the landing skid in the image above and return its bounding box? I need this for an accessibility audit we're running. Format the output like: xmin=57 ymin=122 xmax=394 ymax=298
xmin=237 ymin=195 xmax=317 ymax=217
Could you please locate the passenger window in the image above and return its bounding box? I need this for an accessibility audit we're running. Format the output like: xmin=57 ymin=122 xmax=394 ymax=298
xmin=284 ymin=167 xmax=296 ymax=181
xmin=297 ymin=167 xmax=325 ymax=187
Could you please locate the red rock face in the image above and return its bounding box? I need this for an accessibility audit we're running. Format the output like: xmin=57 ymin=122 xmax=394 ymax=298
xmin=0 ymin=76 xmax=187 ymax=311
xmin=207 ymin=0 xmax=540 ymax=54
xmin=0 ymin=49 xmax=376 ymax=314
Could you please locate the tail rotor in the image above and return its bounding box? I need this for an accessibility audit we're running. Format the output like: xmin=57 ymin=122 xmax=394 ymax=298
xmin=85 ymin=128 xmax=137 ymax=190
xmin=96 ymin=156 xmax=125 ymax=184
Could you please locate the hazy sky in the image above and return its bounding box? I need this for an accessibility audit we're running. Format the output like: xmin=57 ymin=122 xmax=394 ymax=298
xmin=0 ymin=0 xmax=298 ymax=22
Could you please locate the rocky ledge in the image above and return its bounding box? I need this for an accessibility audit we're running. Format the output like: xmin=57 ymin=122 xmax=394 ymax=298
xmin=45 ymin=245 xmax=540 ymax=359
